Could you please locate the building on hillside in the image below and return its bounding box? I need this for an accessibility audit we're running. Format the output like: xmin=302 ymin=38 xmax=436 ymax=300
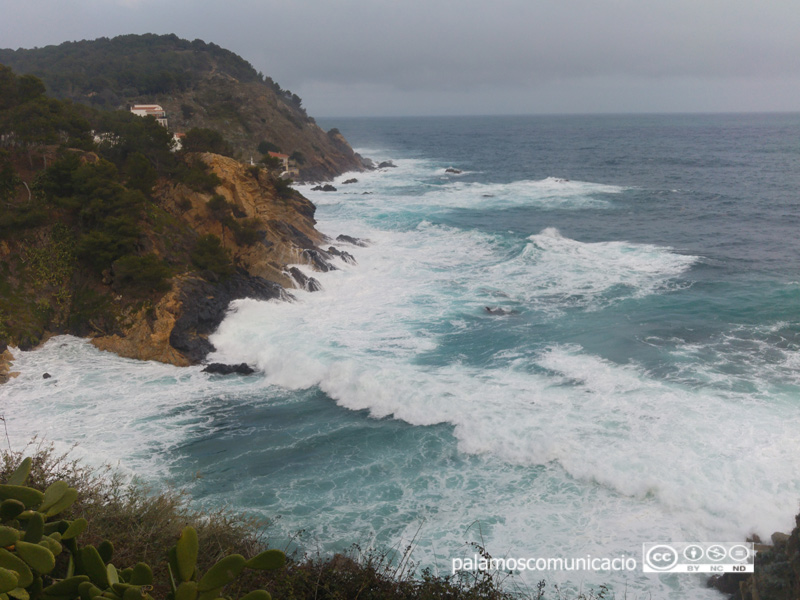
xmin=172 ymin=132 xmax=185 ymax=152
xmin=130 ymin=104 xmax=168 ymax=128
xmin=268 ymin=151 xmax=301 ymax=178
xmin=267 ymin=151 xmax=289 ymax=172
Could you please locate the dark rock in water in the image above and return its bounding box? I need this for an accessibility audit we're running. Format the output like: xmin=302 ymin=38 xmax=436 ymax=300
xmin=361 ymin=191 xmax=372 ymax=195
xmin=287 ymin=267 xmax=322 ymax=292
xmin=311 ymin=184 xmax=337 ymax=192
xmin=202 ymin=363 xmax=255 ymax=375
xmin=482 ymin=194 xmax=495 ymax=198
xmin=445 ymin=167 xmax=463 ymax=174
xmin=342 ymin=178 xmax=358 ymax=184
xmin=377 ymin=161 xmax=396 ymax=169
xmin=42 ymin=373 xmax=51 ymax=379
xmin=170 ymin=269 xmax=286 ymax=364
xmin=336 ymin=234 xmax=369 ymax=247
xmin=327 ymin=246 xmax=357 ymax=265
xmin=484 ymin=306 xmax=519 ymax=316
xmin=302 ymin=249 xmax=337 ymax=272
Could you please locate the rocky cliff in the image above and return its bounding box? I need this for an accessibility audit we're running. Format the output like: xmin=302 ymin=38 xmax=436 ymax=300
xmin=91 ymin=153 xmax=353 ymax=365
xmin=1 ymin=58 xmax=363 ymax=371
xmin=0 ymin=149 xmax=357 ymax=368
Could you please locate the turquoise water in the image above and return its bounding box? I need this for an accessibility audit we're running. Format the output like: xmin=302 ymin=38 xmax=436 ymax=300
xmin=4 ymin=114 xmax=800 ymax=598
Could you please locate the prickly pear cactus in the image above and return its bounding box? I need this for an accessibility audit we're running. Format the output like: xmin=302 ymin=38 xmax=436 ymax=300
xmin=0 ymin=458 xmax=285 ymax=600
xmin=166 ymin=526 xmax=284 ymax=600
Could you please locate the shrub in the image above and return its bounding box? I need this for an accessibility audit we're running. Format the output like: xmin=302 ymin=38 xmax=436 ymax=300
xmin=181 ymin=128 xmax=234 ymax=157
xmin=227 ymin=218 xmax=263 ymax=246
xmin=0 ymin=444 xmax=548 ymax=600
xmin=191 ymin=234 xmax=233 ymax=278
xmin=206 ymin=194 xmax=231 ymax=220
xmin=123 ymin=152 xmax=158 ymax=196
xmin=176 ymin=161 xmax=221 ymax=193
xmin=256 ymin=141 xmax=280 ymax=155
xmin=259 ymin=156 xmax=282 ymax=172
xmin=272 ymin=177 xmax=294 ymax=199
xmin=0 ymin=446 xmax=284 ymax=600
xmin=112 ymin=253 xmax=172 ymax=293
xmin=0 ymin=205 xmax=47 ymax=239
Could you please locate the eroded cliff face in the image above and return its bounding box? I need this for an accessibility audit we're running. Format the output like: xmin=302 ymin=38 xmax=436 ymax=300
xmin=158 ymin=154 xmax=323 ymax=287
xmin=88 ymin=153 xmax=348 ymax=366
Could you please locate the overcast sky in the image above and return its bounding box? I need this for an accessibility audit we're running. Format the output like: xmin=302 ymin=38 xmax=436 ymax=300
xmin=2 ymin=0 xmax=800 ymax=117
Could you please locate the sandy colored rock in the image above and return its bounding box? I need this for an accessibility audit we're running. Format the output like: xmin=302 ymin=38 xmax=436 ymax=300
xmin=156 ymin=153 xmax=329 ymax=287
xmin=91 ymin=287 xmax=192 ymax=367
xmin=0 ymin=349 xmax=19 ymax=384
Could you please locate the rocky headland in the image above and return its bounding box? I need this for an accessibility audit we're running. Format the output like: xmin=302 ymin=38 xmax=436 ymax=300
xmin=0 ymin=50 xmax=368 ymax=372
xmin=0 ymin=150 xmax=362 ymax=368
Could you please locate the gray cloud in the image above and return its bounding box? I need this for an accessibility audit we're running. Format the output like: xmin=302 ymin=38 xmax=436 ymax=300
xmin=2 ymin=0 xmax=800 ymax=116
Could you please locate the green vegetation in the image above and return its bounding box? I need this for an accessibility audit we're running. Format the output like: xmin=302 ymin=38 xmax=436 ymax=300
xmin=0 ymin=446 xmax=541 ymax=600
xmin=256 ymin=141 xmax=280 ymax=155
xmin=1 ymin=33 xmax=365 ymax=181
xmin=181 ymin=128 xmax=234 ymax=157
xmin=0 ymin=64 xmax=221 ymax=346
xmin=191 ymin=234 xmax=233 ymax=279
xmin=0 ymin=65 xmax=92 ymax=161
xmin=258 ymin=156 xmax=282 ymax=172
xmin=0 ymin=35 xmax=262 ymax=109
xmin=175 ymin=159 xmax=221 ymax=193
xmin=206 ymin=195 xmax=231 ymax=220
xmin=0 ymin=447 xmax=285 ymax=600
xmin=112 ymin=254 xmax=172 ymax=294
xmin=272 ymin=178 xmax=294 ymax=200
xmin=227 ymin=219 xmax=263 ymax=247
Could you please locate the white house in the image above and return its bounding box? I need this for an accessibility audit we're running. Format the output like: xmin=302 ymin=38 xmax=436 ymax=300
xmin=130 ymin=104 xmax=168 ymax=128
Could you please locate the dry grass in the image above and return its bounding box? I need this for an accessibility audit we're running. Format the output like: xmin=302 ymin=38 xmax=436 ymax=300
xmin=0 ymin=441 xmax=615 ymax=600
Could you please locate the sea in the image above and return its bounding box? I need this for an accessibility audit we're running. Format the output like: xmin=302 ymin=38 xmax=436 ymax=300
xmin=3 ymin=113 xmax=800 ymax=599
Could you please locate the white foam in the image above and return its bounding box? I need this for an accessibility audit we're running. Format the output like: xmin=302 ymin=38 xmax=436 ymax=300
xmin=4 ymin=148 xmax=796 ymax=600
xmin=302 ymin=158 xmax=624 ymax=218
xmin=418 ymin=177 xmax=624 ymax=210
xmin=0 ymin=336 xmax=273 ymax=479
xmin=499 ymin=227 xmax=698 ymax=311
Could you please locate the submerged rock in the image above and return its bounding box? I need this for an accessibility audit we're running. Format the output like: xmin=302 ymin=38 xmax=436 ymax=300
xmin=342 ymin=178 xmax=358 ymax=184
xmin=311 ymin=184 xmax=337 ymax=192
xmin=445 ymin=167 xmax=463 ymax=174
xmin=377 ymin=161 xmax=396 ymax=169
xmin=484 ymin=306 xmax=519 ymax=316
